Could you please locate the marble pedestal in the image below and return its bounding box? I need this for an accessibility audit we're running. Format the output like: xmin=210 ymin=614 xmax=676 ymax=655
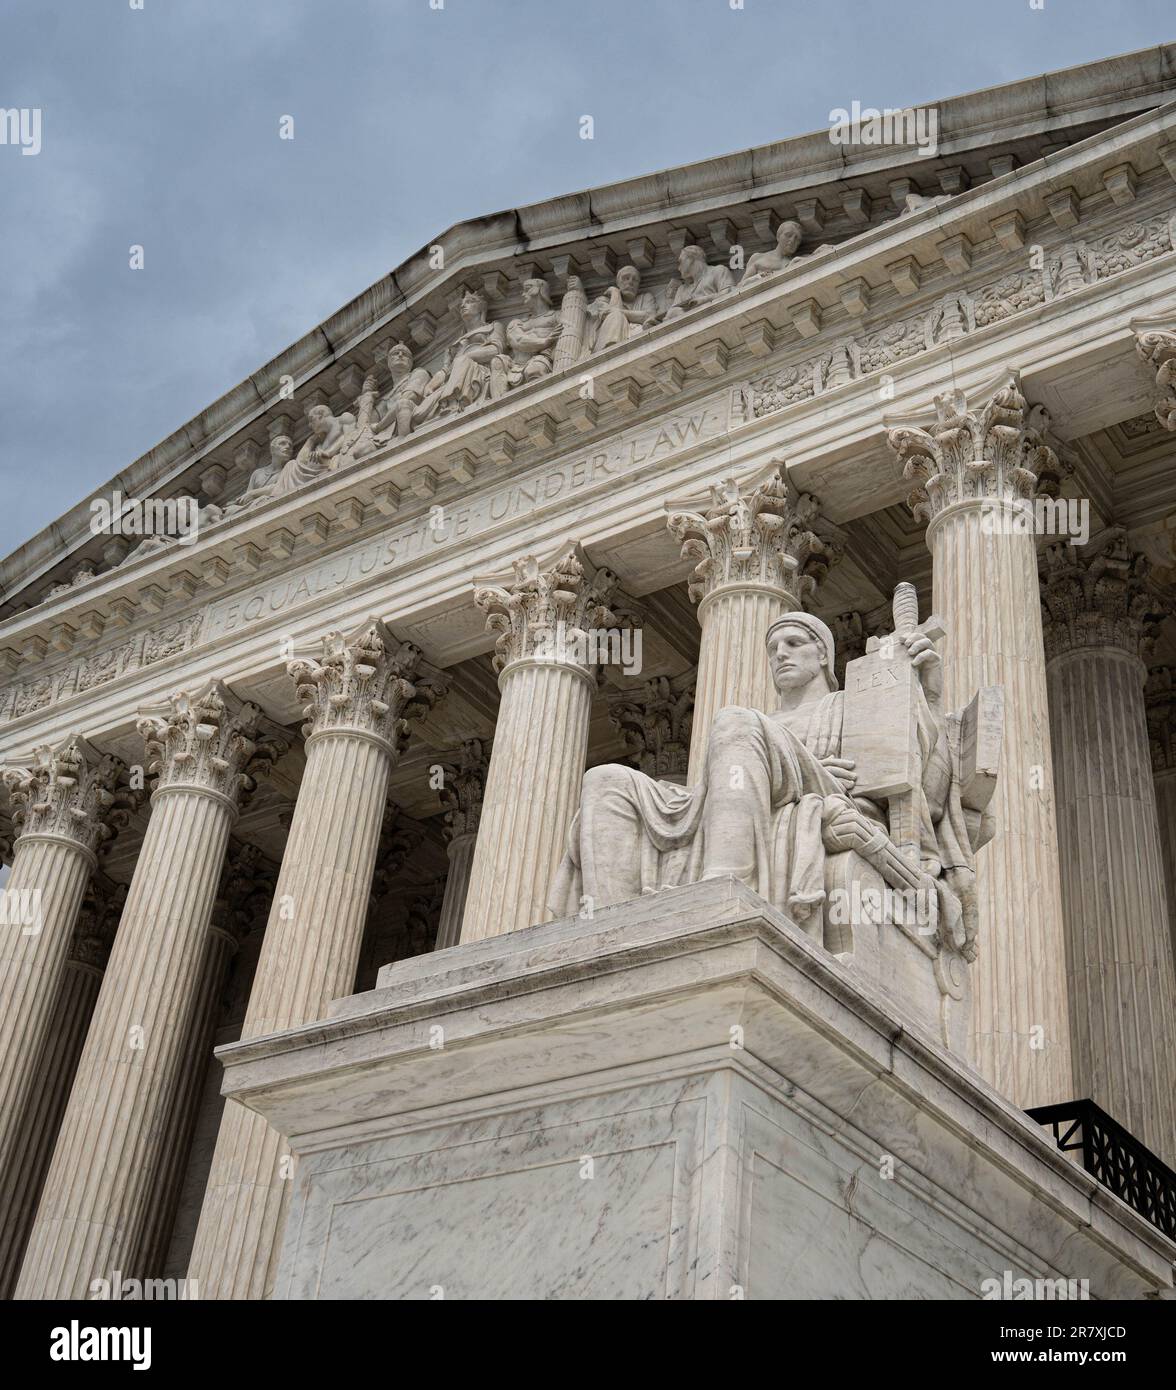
xmin=211 ymin=880 xmax=1175 ymax=1301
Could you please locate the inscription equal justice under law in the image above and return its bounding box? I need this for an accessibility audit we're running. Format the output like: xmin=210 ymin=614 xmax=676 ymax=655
xmin=206 ymin=399 xmax=730 ymax=640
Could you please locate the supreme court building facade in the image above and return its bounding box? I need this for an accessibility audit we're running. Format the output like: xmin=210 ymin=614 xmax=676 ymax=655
xmin=2 ymin=46 xmax=1176 ymax=1300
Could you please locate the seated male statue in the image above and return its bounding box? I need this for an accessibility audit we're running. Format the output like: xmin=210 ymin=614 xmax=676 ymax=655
xmin=550 ymin=610 xmax=993 ymax=961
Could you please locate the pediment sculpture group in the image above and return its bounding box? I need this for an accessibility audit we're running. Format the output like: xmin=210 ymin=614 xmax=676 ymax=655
xmin=118 ymin=221 xmax=835 ymax=567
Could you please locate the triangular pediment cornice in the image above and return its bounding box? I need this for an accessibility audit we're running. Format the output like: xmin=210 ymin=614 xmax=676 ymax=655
xmin=3 ymin=44 xmax=1176 ymax=620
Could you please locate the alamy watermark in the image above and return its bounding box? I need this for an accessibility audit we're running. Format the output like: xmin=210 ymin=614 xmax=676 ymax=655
xmin=979 ymin=497 xmax=1090 ymax=545
xmin=531 ymin=623 xmax=643 ymax=676
xmin=90 ymin=489 xmax=200 ymax=545
xmin=828 ymin=101 xmax=937 ymax=158
xmin=1 ymin=107 xmax=41 ymax=156
xmin=90 ymin=1269 xmax=198 ymax=1300
xmin=827 ymin=882 xmax=936 ymax=933
xmin=1 ymin=886 xmax=42 ymax=937
xmin=981 ymin=1270 xmax=1089 ymax=1300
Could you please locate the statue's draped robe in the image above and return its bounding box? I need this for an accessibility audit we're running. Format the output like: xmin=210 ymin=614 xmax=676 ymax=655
xmin=550 ymin=692 xmax=983 ymax=952
xmin=590 ymin=290 xmax=658 ymax=352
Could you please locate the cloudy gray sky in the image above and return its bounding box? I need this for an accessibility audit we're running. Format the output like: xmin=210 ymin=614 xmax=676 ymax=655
xmin=1 ymin=0 xmax=1173 ymax=563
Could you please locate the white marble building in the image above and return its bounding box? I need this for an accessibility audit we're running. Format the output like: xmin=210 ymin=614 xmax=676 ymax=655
xmin=2 ymin=45 xmax=1176 ymax=1300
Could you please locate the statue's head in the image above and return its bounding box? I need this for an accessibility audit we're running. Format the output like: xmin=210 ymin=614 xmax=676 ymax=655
xmin=776 ymin=220 xmax=803 ymax=255
xmin=765 ymin=613 xmax=838 ymax=693
xmin=678 ymin=245 xmax=706 ymax=278
xmin=270 ymin=434 xmax=294 ymax=463
xmin=616 ymin=265 xmax=641 ymax=297
xmin=306 ymin=403 xmax=333 ymax=439
xmin=385 ymin=340 xmax=413 ymax=374
xmin=522 ymin=278 xmax=551 ymax=309
xmin=459 ymin=289 xmax=487 ymax=324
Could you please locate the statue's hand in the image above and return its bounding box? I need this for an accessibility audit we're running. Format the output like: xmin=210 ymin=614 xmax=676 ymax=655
xmin=821 ymin=756 xmax=856 ymax=791
xmin=903 ymin=631 xmax=943 ymax=707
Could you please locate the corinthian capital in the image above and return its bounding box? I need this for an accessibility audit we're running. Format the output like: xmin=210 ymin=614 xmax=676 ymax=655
xmin=1040 ymin=529 xmax=1169 ymax=662
xmin=666 ymin=465 xmax=842 ymax=607
xmin=606 ymin=670 xmax=695 ymax=781
xmin=474 ymin=545 xmax=621 ymax=674
xmin=137 ymin=680 xmax=287 ymax=807
xmin=1134 ymin=328 xmax=1176 ymax=431
xmin=1 ymin=734 xmax=140 ymax=857
xmin=290 ymin=619 xmax=446 ymax=751
xmin=437 ymin=738 xmax=489 ymax=840
xmin=888 ymin=374 xmax=1065 ymax=524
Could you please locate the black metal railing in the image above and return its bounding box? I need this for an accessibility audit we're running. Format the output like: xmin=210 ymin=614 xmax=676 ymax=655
xmin=1027 ymin=1099 xmax=1176 ymax=1240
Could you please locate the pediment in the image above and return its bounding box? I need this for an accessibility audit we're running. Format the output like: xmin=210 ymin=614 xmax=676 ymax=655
xmin=3 ymin=45 xmax=1175 ymax=621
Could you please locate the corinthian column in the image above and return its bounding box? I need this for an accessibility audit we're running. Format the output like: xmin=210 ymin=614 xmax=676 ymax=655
xmin=460 ymin=547 xmax=621 ymax=943
xmin=667 ymin=468 xmax=841 ymax=782
xmin=1041 ymin=535 xmax=1176 ymax=1161
xmin=0 ymin=877 xmax=122 ymax=1298
xmin=16 ymin=683 xmax=282 ymax=1300
xmin=1146 ymin=668 xmax=1176 ymax=968
xmin=138 ymin=842 xmax=276 ymax=1277
xmin=188 ymin=621 xmax=443 ymax=1300
xmin=0 ymin=737 xmax=135 ymax=1288
xmin=434 ymin=739 xmax=488 ymax=950
xmin=888 ymin=375 xmax=1071 ymax=1108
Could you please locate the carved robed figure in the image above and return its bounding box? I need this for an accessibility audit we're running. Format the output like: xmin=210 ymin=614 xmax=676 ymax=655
xmin=551 ymin=604 xmax=1001 ymax=1010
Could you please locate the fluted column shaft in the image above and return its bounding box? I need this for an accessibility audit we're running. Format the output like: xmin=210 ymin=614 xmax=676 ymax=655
xmin=0 ymin=955 xmax=101 ymax=1297
xmin=436 ymin=832 xmax=476 ymax=950
xmin=188 ymin=729 xmax=391 ymax=1299
xmin=188 ymin=619 xmax=440 ymax=1299
xmin=689 ymin=586 xmax=794 ymax=782
xmin=138 ymin=922 xmax=239 ymax=1276
xmin=890 ymin=379 xmax=1074 ymax=1108
xmin=0 ymin=836 xmax=94 ymax=1182
xmin=1046 ymin=646 xmax=1176 ymax=1161
xmin=928 ymin=500 xmax=1070 ymax=1105
xmin=462 ymin=660 xmax=594 ymax=941
xmin=0 ymin=736 xmax=132 ymax=1288
xmin=16 ymin=684 xmax=276 ymax=1299
xmin=459 ymin=547 xmax=622 ymax=943
xmin=16 ymin=786 xmax=235 ymax=1297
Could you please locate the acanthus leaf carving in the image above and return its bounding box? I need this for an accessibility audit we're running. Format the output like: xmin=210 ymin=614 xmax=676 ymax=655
xmin=289 ymin=619 xmax=447 ymax=751
xmin=0 ymin=734 xmax=141 ymax=857
xmin=667 ymin=465 xmax=842 ymax=606
xmin=887 ymin=376 xmax=1065 ymax=525
xmin=137 ymin=679 xmax=287 ymax=807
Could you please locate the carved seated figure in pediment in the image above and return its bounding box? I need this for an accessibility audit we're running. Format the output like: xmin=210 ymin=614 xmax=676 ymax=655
xmin=662 ymin=245 xmax=736 ymax=321
xmin=416 ymin=289 xmax=508 ymax=421
xmin=586 ymin=265 xmax=660 ymax=352
xmin=550 ymin=589 xmax=1002 ymax=1049
xmin=499 ymin=278 xmax=564 ymax=391
xmin=740 ymin=218 xmax=834 ymax=285
xmin=219 ymin=401 xmax=368 ymax=518
xmin=354 ymin=341 xmax=433 ymax=457
xmin=218 ymin=433 xmax=293 ymax=521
